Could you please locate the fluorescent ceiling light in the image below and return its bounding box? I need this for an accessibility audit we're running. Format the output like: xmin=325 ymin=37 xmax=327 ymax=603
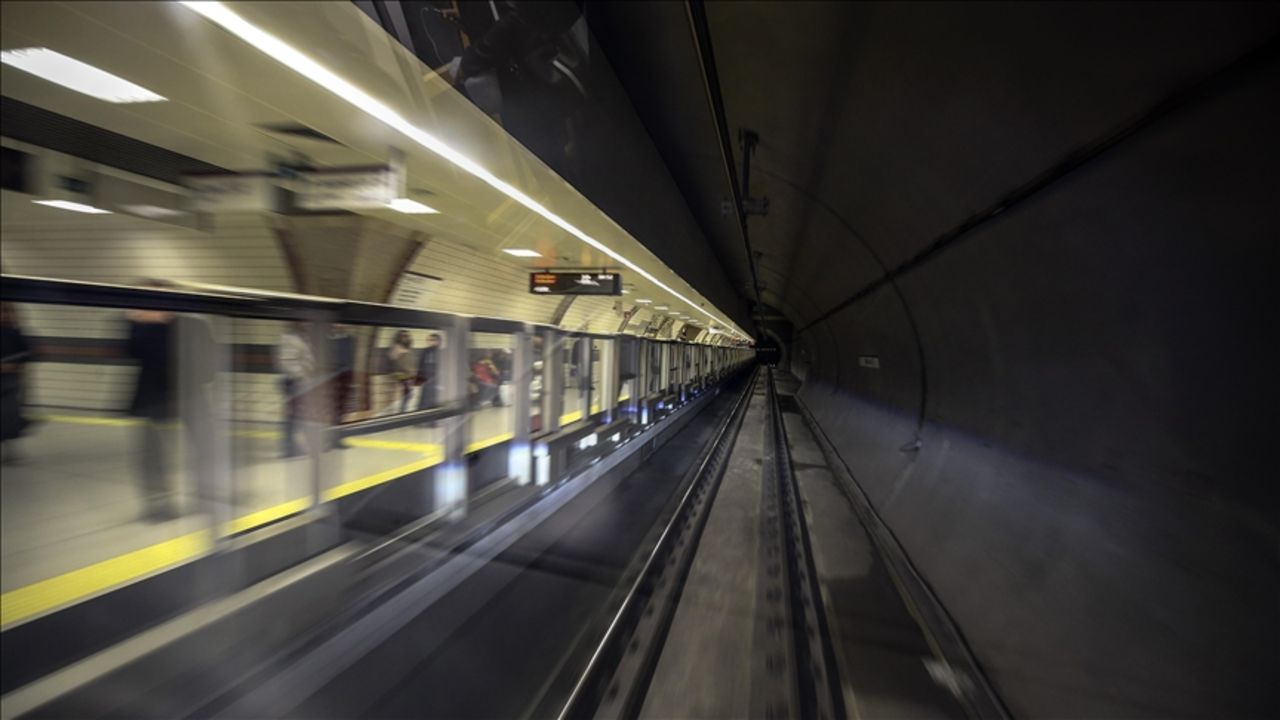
xmin=1 ymin=47 xmax=166 ymax=103
xmin=502 ymin=248 xmax=541 ymax=258
xmin=386 ymin=197 xmax=438 ymax=214
xmin=654 ymin=305 xmax=669 ymax=311
xmin=178 ymin=2 xmax=749 ymax=341
xmin=33 ymin=199 xmax=111 ymax=214
xmin=635 ymin=299 xmax=652 ymax=304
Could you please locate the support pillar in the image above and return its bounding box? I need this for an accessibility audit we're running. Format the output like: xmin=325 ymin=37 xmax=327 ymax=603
xmin=509 ymin=328 xmax=532 ymax=486
xmin=437 ymin=315 xmax=470 ymax=514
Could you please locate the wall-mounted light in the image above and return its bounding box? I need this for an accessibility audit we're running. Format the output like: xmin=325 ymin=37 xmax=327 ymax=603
xmin=386 ymin=197 xmax=438 ymax=214
xmin=120 ymin=204 xmax=185 ymax=218
xmin=1 ymin=48 xmax=166 ymax=103
xmin=33 ymin=199 xmax=111 ymax=214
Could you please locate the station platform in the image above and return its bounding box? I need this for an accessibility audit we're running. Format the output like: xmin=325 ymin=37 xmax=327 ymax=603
xmin=0 ymin=405 xmax=516 ymax=628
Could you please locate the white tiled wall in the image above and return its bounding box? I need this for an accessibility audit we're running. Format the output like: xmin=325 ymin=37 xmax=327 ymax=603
xmin=3 ymin=210 xmax=292 ymax=422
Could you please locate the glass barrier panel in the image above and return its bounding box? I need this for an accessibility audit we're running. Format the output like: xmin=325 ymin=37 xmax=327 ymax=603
xmin=226 ymin=317 xmax=314 ymax=533
xmin=1 ymin=302 xmax=219 ymax=601
xmin=320 ymin=323 xmax=448 ymax=504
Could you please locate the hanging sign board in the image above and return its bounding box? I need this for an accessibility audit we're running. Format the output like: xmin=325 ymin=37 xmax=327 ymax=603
xmin=389 ymin=270 xmax=442 ymax=309
xmin=184 ymin=173 xmax=276 ymax=213
xmin=529 ymin=272 xmax=622 ymax=296
xmin=296 ymin=166 xmax=397 ymax=210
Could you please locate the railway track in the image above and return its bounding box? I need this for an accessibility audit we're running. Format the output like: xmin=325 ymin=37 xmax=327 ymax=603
xmin=559 ymin=367 xmax=846 ymax=720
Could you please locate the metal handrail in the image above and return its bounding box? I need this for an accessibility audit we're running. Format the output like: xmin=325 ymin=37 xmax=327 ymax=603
xmin=331 ymin=402 xmax=467 ymax=439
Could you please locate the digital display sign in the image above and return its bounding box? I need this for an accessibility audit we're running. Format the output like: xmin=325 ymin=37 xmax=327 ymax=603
xmin=529 ymin=272 xmax=622 ymax=296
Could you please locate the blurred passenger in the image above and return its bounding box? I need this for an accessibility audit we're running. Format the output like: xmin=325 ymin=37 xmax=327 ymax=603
xmin=388 ymin=330 xmax=416 ymax=413
xmin=125 ymin=283 xmax=216 ymax=521
xmin=330 ymin=324 xmax=355 ymax=421
xmin=1 ymin=303 xmax=32 ymax=465
xmin=415 ymin=332 xmax=442 ymax=411
xmin=567 ymin=336 xmax=581 ymax=389
xmin=494 ymin=348 xmax=513 ymax=406
xmin=276 ymin=322 xmax=315 ymax=458
xmin=471 ymin=351 xmax=500 ymax=409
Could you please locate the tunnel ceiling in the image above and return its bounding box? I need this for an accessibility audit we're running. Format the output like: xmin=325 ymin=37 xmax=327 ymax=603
xmin=0 ymin=1 xmax=750 ymax=341
xmin=594 ymin=2 xmax=1280 ymax=333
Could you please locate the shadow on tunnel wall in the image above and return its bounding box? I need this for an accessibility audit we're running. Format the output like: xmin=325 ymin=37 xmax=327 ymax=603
xmin=793 ymin=32 xmax=1279 ymax=720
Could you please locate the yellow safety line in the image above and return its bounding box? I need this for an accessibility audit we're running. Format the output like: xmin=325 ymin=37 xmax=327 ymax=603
xmin=1 ymin=416 xmax=510 ymax=625
xmin=343 ymin=438 xmax=439 ymax=453
xmin=221 ymin=497 xmax=311 ymax=536
xmin=322 ymin=454 xmax=444 ymax=502
xmin=39 ymin=414 xmax=138 ymax=427
xmin=559 ymin=410 xmax=583 ymax=425
xmin=590 ymin=403 xmax=601 ymax=415
xmin=0 ymin=530 xmax=213 ymax=629
xmin=465 ymin=432 xmax=514 ymax=454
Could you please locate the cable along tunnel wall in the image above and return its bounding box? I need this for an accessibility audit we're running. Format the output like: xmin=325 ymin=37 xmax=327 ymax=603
xmin=790 ymin=28 xmax=1280 ymax=720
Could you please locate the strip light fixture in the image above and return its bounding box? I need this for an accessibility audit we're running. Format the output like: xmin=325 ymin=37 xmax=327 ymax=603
xmin=1 ymin=47 xmax=166 ymax=103
xmin=33 ymin=199 xmax=111 ymax=214
xmin=502 ymin=248 xmax=542 ymax=258
xmin=386 ymin=197 xmax=438 ymax=214
xmin=178 ymin=1 xmax=748 ymax=341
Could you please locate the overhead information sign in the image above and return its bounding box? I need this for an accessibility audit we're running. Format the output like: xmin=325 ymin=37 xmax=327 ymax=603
xmin=530 ymin=272 xmax=622 ymax=296
xmin=295 ymin=167 xmax=397 ymax=210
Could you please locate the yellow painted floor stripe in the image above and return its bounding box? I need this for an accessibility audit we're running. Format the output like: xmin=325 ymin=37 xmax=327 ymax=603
xmin=0 ymin=530 xmax=213 ymax=628
xmin=39 ymin=414 xmax=139 ymax=427
xmin=465 ymin=432 xmax=514 ymax=454
xmin=322 ymin=454 xmax=444 ymax=502
xmin=344 ymin=438 xmax=439 ymax=453
xmin=222 ymin=497 xmax=311 ymax=536
xmin=3 ymin=415 xmax=509 ymax=625
xmin=559 ymin=410 xmax=583 ymax=425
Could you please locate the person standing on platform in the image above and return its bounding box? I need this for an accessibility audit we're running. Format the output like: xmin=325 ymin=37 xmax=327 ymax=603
xmin=388 ymin=330 xmax=416 ymax=413
xmin=416 ymin=332 xmax=442 ymax=412
xmin=1 ymin=303 xmax=32 ymax=465
xmin=276 ymin=322 xmax=315 ymax=458
xmin=329 ymin=324 xmax=355 ymax=449
xmin=125 ymin=282 xmax=216 ymax=521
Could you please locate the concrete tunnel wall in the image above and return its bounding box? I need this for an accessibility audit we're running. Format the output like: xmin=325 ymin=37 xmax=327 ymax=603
xmin=792 ymin=28 xmax=1279 ymax=720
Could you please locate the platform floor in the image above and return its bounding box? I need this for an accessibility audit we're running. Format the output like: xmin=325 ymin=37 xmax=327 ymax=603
xmin=0 ymin=405 xmax=515 ymax=606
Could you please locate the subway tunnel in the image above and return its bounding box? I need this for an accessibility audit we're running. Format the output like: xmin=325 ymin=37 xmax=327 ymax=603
xmin=0 ymin=2 xmax=1277 ymax=719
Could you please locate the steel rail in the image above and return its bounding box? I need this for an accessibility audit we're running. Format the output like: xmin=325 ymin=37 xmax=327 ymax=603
xmin=764 ymin=368 xmax=846 ymax=720
xmin=556 ymin=368 xmax=760 ymax=720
